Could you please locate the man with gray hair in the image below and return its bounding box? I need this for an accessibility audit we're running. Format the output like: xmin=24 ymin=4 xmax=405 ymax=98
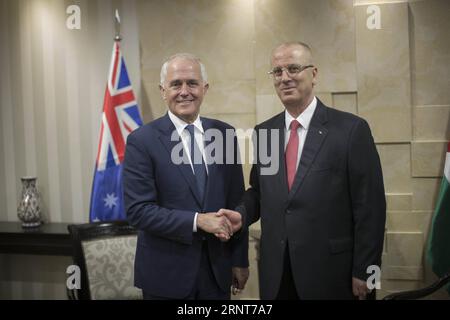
xmin=123 ymin=53 xmax=249 ymax=299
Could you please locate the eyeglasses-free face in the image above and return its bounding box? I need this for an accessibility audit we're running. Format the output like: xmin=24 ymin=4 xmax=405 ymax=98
xmin=159 ymin=58 xmax=209 ymax=124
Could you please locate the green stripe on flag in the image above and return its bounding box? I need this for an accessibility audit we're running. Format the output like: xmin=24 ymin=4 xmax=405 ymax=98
xmin=427 ymin=154 xmax=450 ymax=295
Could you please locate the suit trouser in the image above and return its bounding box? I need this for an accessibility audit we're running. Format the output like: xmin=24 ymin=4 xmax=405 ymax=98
xmin=143 ymin=240 xmax=229 ymax=300
xmin=276 ymin=242 xmax=300 ymax=300
xmin=275 ymin=243 xmax=378 ymax=300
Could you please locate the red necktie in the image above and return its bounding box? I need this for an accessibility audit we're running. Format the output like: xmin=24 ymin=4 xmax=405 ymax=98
xmin=285 ymin=120 xmax=300 ymax=191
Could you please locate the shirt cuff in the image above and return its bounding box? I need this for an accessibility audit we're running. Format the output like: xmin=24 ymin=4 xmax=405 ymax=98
xmin=193 ymin=212 xmax=198 ymax=232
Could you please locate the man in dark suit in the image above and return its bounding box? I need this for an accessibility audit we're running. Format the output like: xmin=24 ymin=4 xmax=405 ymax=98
xmin=123 ymin=53 xmax=249 ymax=300
xmin=221 ymin=42 xmax=386 ymax=299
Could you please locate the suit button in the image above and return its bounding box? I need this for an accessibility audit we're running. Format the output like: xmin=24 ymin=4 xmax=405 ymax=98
xmin=280 ymin=240 xmax=285 ymax=245
xmin=286 ymin=209 xmax=292 ymax=214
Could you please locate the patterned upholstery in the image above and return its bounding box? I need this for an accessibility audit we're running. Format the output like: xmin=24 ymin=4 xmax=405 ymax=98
xmin=81 ymin=235 xmax=142 ymax=300
xmin=67 ymin=221 xmax=142 ymax=300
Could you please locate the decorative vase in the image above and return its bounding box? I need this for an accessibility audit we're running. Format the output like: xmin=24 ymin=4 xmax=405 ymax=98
xmin=17 ymin=176 xmax=42 ymax=228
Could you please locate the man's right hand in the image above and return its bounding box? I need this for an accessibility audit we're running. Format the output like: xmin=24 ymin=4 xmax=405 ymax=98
xmin=197 ymin=212 xmax=233 ymax=241
xmin=217 ymin=209 xmax=242 ymax=233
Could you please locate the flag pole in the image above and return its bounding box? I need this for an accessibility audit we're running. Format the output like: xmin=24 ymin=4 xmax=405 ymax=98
xmin=114 ymin=9 xmax=121 ymax=42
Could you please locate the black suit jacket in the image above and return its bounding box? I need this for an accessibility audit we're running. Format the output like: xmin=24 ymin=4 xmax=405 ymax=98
xmin=239 ymin=99 xmax=386 ymax=299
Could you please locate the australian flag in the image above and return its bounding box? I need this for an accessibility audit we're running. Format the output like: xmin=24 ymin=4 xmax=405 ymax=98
xmin=89 ymin=41 xmax=143 ymax=222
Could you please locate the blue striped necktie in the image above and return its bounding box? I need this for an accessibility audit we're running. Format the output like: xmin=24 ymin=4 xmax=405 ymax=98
xmin=185 ymin=124 xmax=207 ymax=202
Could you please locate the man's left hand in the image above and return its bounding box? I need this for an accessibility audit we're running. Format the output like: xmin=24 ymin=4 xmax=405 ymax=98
xmin=352 ymin=277 xmax=371 ymax=300
xmin=231 ymin=267 xmax=249 ymax=295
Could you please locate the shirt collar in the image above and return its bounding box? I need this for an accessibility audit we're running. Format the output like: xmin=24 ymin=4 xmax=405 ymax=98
xmin=168 ymin=110 xmax=204 ymax=136
xmin=285 ymin=96 xmax=317 ymax=131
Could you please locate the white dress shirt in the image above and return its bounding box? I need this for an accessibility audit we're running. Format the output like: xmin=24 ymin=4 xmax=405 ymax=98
xmin=168 ymin=110 xmax=209 ymax=232
xmin=284 ymin=96 xmax=317 ymax=170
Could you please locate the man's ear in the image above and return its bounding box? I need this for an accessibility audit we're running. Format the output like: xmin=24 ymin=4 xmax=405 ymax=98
xmin=203 ymin=83 xmax=209 ymax=94
xmin=159 ymin=84 xmax=166 ymax=100
xmin=312 ymin=67 xmax=318 ymax=87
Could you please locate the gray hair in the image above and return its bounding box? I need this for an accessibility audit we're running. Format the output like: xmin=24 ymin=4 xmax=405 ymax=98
xmin=273 ymin=41 xmax=312 ymax=54
xmin=271 ymin=41 xmax=314 ymax=64
xmin=160 ymin=53 xmax=208 ymax=85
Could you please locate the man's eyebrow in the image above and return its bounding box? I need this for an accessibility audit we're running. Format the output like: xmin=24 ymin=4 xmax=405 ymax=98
xmin=169 ymin=79 xmax=199 ymax=85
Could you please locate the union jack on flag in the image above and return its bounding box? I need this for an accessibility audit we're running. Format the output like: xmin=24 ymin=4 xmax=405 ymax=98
xmin=89 ymin=41 xmax=143 ymax=222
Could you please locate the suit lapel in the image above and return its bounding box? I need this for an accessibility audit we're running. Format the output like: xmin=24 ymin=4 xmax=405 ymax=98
xmin=157 ymin=114 xmax=203 ymax=206
xmin=267 ymin=113 xmax=289 ymax=198
xmin=288 ymin=101 xmax=329 ymax=202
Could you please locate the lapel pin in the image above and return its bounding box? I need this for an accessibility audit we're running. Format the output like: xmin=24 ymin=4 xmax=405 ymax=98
xmin=319 ymin=130 xmax=323 ymax=135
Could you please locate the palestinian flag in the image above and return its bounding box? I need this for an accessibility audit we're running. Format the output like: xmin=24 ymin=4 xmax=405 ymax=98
xmin=427 ymin=142 xmax=450 ymax=295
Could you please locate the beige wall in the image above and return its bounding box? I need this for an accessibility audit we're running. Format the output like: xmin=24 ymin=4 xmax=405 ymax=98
xmin=0 ymin=0 xmax=141 ymax=224
xmin=0 ymin=0 xmax=448 ymax=299
xmin=0 ymin=0 xmax=141 ymax=299
xmin=137 ymin=0 xmax=449 ymax=299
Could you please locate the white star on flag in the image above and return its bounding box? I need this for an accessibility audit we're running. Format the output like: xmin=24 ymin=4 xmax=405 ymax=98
xmin=103 ymin=193 xmax=118 ymax=209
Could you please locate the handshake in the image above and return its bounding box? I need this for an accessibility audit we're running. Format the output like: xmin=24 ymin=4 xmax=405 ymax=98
xmin=196 ymin=209 xmax=243 ymax=242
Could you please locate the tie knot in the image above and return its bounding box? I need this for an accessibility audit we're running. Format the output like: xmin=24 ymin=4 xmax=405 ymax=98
xmin=185 ymin=124 xmax=195 ymax=137
xmin=290 ymin=120 xmax=301 ymax=131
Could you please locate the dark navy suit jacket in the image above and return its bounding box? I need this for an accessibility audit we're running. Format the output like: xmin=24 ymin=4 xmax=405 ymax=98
xmin=123 ymin=113 xmax=248 ymax=298
xmin=239 ymin=99 xmax=386 ymax=299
